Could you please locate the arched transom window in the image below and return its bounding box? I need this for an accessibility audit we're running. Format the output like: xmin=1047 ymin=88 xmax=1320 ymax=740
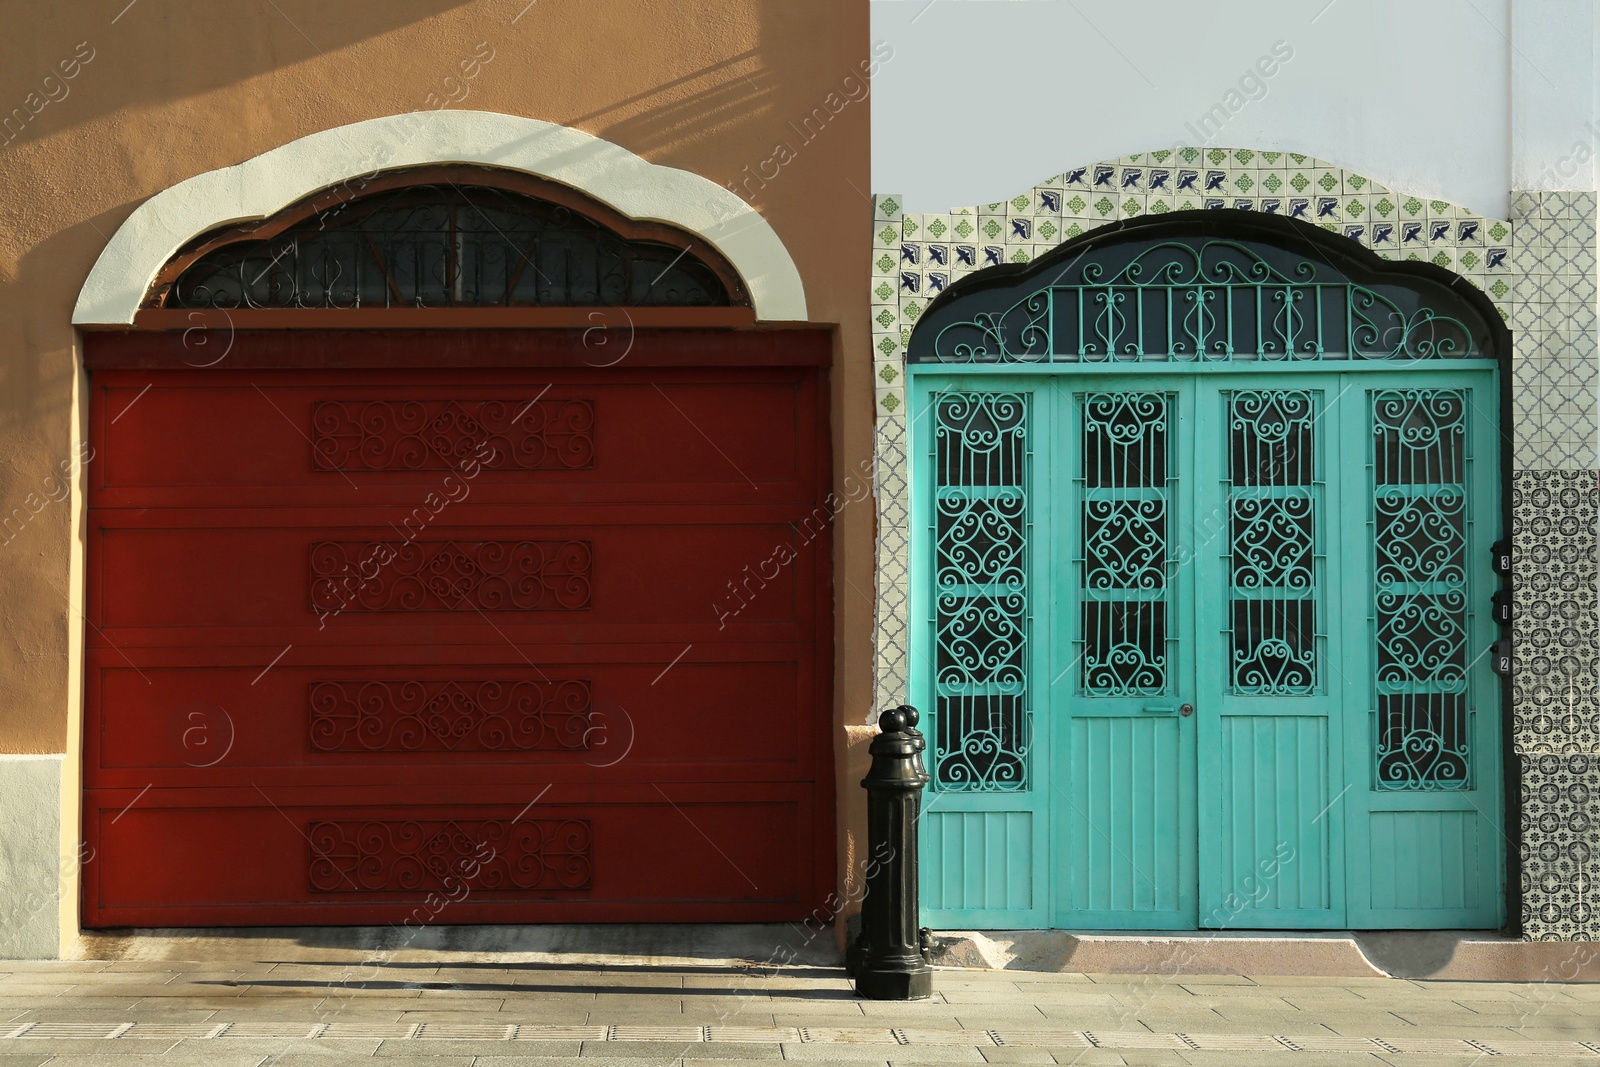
xmin=147 ymin=167 xmax=746 ymax=311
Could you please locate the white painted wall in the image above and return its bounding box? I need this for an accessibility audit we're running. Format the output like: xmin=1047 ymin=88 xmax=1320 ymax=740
xmin=872 ymin=0 xmax=1600 ymax=216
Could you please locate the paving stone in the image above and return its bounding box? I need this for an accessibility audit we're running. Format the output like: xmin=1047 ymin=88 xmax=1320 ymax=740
xmin=1364 ymin=1057 xmax=1600 ymax=1067
xmin=20 ymin=1056 xmax=270 ymax=1067
xmin=175 ymin=1036 xmax=384 ymax=1054
xmin=0 ymin=1038 xmax=180 ymax=1053
xmin=471 ymin=1060 xmax=774 ymax=1067
xmin=265 ymin=1057 xmax=461 ymax=1067
xmin=1042 ymin=1051 xmax=1189 ymax=1066
xmin=975 ymin=1049 xmax=1055 ymax=1064
xmin=768 ymin=1013 xmax=876 ymax=1027
xmin=679 ymin=1013 xmax=781 ymax=1028
xmin=783 ymin=1043 xmax=985 ymax=1062
xmin=374 ymin=1038 xmax=583 ymax=1056
xmin=1178 ymin=1054 xmax=1389 ymax=1066
xmin=581 ymin=1041 xmax=781 ymax=1059
xmin=8 ymin=1010 xmax=222 ymax=1024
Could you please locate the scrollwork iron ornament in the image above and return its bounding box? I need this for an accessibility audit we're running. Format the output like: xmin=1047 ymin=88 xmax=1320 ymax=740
xmin=909 ymin=224 xmax=1492 ymax=365
xmin=1370 ymin=389 xmax=1472 ymax=790
xmin=931 ymin=392 xmax=1030 ymax=791
xmin=1226 ymin=390 xmax=1320 ymax=696
xmin=1080 ymin=393 xmax=1172 ymax=697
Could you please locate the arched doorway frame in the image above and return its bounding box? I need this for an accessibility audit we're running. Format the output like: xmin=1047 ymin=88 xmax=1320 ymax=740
xmin=868 ymin=147 xmax=1532 ymax=933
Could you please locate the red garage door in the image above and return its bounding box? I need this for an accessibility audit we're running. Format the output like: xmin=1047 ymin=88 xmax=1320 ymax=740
xmin=83 ymin=332 xmax=833 ymax=926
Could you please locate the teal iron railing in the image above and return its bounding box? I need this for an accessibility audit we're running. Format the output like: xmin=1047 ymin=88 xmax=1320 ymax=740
xmin=917 ymin=239 xmax=1486 ymax=364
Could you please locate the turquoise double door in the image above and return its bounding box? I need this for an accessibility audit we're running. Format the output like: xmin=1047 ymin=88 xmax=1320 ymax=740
xmin=912 ymin=367 xmax=1504 ymax=930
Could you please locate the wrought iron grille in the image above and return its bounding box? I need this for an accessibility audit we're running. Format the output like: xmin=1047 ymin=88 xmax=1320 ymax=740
xmin=1225 ymin=390 xmax=1323 ymax=695
xmin=1078 ymin=392 xmax=1173 ymax=697
xmin=161 ymin=184 xmax=734 ymax=309
xmin=931 ymin=391 xmax=1030 ymax=791
xmin=908 ymin=221 xmax=1496 ymax=364
xmin=1369 ymin=388 xmax=1471 ymax=789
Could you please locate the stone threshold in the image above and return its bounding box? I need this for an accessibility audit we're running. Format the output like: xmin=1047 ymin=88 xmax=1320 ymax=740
xmin=927 ymin=929 xmax=1600 ymax=981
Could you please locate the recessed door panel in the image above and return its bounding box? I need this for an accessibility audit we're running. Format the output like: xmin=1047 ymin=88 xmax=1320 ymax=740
xmin=1056 ymin=383 xmax=1196 ymax=928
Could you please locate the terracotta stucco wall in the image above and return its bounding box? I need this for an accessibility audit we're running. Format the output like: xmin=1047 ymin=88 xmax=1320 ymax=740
xmin=0 ymin=0 xmax=872 ymax=910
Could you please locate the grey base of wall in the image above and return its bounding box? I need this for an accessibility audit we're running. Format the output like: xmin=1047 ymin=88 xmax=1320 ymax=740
xmin=0 ymin=755 xmax=61 ymax=959
xmin=927 ymin=929 xmax=1600 ymax=981
xmin=70 ymin=923 xmax=842 ymax=968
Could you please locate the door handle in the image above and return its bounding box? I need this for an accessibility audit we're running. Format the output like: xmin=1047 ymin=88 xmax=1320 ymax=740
xmin=1142 ymin=703 xmax=1194 ymax=717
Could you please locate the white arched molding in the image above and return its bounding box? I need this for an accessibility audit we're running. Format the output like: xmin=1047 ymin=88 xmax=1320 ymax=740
xmin=73 ymin=111 xmax=808 ymax=324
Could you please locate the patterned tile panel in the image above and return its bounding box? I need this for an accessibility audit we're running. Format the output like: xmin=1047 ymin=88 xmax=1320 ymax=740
xmin=1512 ymin=471 xmax=1600 ymax=754
xmin=871 ymin=415 xmax=910 ymax=716
xmin=1520 ymin=752 xmax=1600 ymax=940
xmin=1511 ymin=192 xmax=1599 ymax=471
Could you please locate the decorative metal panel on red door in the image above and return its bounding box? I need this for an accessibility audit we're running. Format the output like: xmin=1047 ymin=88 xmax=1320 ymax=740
xmin=82 ymin=337 xmax=833 ymax=926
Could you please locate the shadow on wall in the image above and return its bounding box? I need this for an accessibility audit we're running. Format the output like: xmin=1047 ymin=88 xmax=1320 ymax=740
xmin=1 ymin=1 xmax=856 ymax=436
xmin=0 ymin=1 xmax=476 ymax=153
xmin=1 ymin=1 xmax=824 ymax=175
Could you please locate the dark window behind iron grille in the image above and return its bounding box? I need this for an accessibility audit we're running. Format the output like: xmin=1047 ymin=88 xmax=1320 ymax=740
xmin=1225 ymin=390 xmax=1321 ymax=696
xmin=932 ymin=391 xmax=1030 ymax=791
xmin=908 ymin=219 xmax=1496 ymax=365
xmin=1370 ymin=389 xmax=1471 ymax=790
xmin=166 ymin=185 xmax=733 ymax=309
xmin=1080 ymin=392 xmax=1171 ymax=697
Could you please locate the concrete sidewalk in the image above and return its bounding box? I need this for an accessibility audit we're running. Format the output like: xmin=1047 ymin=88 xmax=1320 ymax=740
xmin=3 ymin=935 xmax=1600 ymax=1066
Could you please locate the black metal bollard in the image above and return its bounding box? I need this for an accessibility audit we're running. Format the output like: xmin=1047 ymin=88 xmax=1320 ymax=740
xmin=853 ymin=704 xmax=933 ymax=1000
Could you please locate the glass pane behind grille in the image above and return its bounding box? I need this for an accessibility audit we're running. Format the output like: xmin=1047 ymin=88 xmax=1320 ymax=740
xmin=1226 ymin=390 xmax=1321 ymax=695
xmin=932 ymin=392 xmax=1030 ymax=791
xmin=1080 ymin=393 xmax=1171 ymax=696
xmin=1370 ymin=389 xmax=1471 ymax=790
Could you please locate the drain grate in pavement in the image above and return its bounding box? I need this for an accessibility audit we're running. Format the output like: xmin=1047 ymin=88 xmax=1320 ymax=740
xmin=0 ymin=1020 xmax=1596 ymax=1055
